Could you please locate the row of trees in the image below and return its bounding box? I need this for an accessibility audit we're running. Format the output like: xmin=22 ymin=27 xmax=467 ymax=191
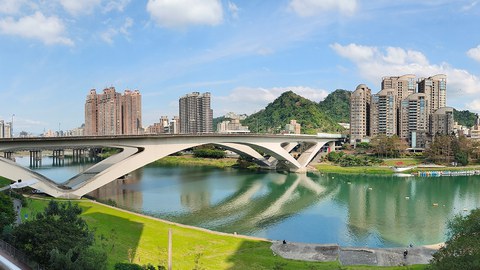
xmin=326 ymin=151 xmax=383 ymax=167
xmin=424 ymin=135 xmax=480 ymax=166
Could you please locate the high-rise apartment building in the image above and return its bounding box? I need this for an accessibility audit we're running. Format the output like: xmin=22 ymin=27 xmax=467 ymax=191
xmin=400 ymin=93 xmax=429 ymax=148
xmin=429 ymin=107 xmax=454 ymax=136
xmin=370 ymin=88 xmax=396 ymax=137
xmin=85 ymin=87 xmax=142 ymax=136
xmin=417 ymin=74 xmax=447 ymax=115
xmin=350 ymin=84 xmax=371 ymax=143
xmin=179 ymin=92 xmax=213 ymax=134
xmin=381 ymin=74 xmax=416 ymax=108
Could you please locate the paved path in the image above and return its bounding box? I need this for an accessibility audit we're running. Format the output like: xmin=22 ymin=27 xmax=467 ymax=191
xmin=271 ymin=241 xmax=438 ymax=267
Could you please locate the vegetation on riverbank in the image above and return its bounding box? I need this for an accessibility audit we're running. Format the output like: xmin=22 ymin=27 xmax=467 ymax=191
xmin=316 ymin=164 xmax=394 ymax=174
xmin=149 ymin=155 xmax=237 ymax=168
xmin=0 ymin=176 xmax=11 ymax=187
xmin=19 ymin=198 xmax=427 ymax=270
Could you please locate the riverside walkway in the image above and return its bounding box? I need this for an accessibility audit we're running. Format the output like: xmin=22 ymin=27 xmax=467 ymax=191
xmin=271 ymin=241 xmax=438 ymax=267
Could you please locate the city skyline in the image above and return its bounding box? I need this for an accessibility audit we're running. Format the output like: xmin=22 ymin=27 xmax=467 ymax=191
xmin=1 ymin=0 xmax=480 ymax=134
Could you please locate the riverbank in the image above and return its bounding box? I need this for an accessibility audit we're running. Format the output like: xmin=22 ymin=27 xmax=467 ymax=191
xmin=150 ymin=155 xmax=238 ymax=168
xmin=316 ymin=161 xmax=480 ymax=176
xmin=271 ymin=241 xmax=436 ymax=267
xmin=19 ymin=197 xmax=429 ymax=269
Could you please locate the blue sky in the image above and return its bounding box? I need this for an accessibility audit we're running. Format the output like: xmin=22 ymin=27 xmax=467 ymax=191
xmin=1 ymin=0 xmax=480 ymax=134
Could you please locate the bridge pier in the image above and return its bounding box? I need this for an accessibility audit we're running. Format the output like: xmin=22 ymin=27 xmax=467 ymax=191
xmin=3 ymin=151 xmax=14 ymax=160
xmin=29 ymin=150 xmax=42 ymax=167
xmin=52 ymin=149 xmax=65 ymax=166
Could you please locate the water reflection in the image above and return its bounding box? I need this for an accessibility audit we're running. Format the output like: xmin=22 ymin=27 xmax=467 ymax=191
xmin=22 ymin=157 xmax=480 ymax=247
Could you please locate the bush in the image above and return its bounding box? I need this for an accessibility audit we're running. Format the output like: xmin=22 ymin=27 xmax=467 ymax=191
xmin=193 ymin=148 xmax=226 ymax=159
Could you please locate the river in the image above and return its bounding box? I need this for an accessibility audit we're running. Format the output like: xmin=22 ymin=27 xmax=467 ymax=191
xmin=16 ymin=156 xmax=480 ymax=248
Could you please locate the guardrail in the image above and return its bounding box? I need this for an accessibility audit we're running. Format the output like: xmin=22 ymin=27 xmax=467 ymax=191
xmin=0 ymin=239 xmax=42 ymax=270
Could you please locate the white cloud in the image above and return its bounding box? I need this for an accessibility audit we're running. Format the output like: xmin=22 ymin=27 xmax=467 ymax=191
xmin=104 ymin=0 xmax=131 ymax=12
xmin=101 ymin=17 xmax=133 ymax=44
xmin=330 ymin=43 xmax=480 ymax=96
xmin=215 ymin=86 xmax=329 ymax=115
xmin=59 ymin=0 xmax=101 ymax=16
xmin=228 ymin=1 xmax=239 ymax=18
xmin=466 ymin=99 xmax=480 ymax=112
xmin=467 ymin=45 xmax=480 ymax=62
xmin=0 ymin=12 xmax=73 ymax=46
xmin=289 ymin=0 xmax=358 ymax=17
xmin=461 ymin=1 xmax=478 ymax=11
xmin=0 ymin=0 xmax=28 ymax=14
xmin=146 ymin=0 xmax=223 ymax=28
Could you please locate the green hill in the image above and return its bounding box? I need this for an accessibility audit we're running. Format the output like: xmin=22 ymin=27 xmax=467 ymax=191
xmin=318 ymin=89 xmax=351 ymax=123
xmin=454 ymin=109 xmax=477 ymax=128
xmin=241 ymin=91 xmax=344 ymax=134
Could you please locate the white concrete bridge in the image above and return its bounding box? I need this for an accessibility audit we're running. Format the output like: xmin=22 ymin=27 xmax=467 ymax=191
xmin=0 ymin=134 xmax=343 ymax=198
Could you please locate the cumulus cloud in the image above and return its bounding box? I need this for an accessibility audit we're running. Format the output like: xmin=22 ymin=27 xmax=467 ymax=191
xmin=59 ymin=0 xmax=102 ymax=15
xmin=146 ymin=0 xmax=223 ymax=28
xmin=0 ymin=12 xmax=73 ymax=45
xmin=101 ymin=17 xmax=133 ymax=44
xmin=289 ymin=0 xmax=357 ymax=17
xmin=467 ymin=45 xmax=480 ymax=62
xmin=214 ymin=86 xmax=329 ymax=115
xmin=330 ymin=43 xmax=480 ymax=96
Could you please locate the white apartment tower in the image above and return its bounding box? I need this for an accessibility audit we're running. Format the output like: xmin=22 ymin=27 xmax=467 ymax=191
xmin=370 ymin=88 xmax=397 ymax=137
xmin=179 ymin=92 xmax=213 ymax=134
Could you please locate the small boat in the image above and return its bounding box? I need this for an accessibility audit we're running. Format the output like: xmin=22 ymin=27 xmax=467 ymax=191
xmin=391 ymin=166 xmax=416 ymax=172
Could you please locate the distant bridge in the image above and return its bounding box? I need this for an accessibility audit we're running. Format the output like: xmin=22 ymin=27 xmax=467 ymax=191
xmin=0 ymin=134 xmax=344 ymax=198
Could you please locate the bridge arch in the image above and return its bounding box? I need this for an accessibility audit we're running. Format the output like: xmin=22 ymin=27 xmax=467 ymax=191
xmin=0 ymin=134 xmax=343 ymax=198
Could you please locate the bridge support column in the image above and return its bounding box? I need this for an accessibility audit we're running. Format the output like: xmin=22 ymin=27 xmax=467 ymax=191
xmin=53 ymin=149 xmax=65 ymax=166
xmin=29 ymin=150 xmax=42 ymax=167
xmin=3 ymin=151 xmax=14 ymax=160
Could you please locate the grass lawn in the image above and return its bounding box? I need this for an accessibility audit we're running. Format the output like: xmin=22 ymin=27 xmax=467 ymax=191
xmin=20 ymin=198 xmax=426 ymax=270
xmin=381 ymin=158 xmax=424 ymax=167
xmin=150 ymin=155 xmax=238 ymax=169
xmin=316 ymin=164 xmax=394 ymax=175
xmin=0 ymin=176 xmax=11 ymax=187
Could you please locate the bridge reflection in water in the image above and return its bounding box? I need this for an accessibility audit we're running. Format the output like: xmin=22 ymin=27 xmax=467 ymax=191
xmin=89 ymin=166 xmax=480 ymax=247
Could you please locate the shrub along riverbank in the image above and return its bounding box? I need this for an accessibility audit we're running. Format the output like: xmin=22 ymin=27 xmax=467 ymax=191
xmin=149 ymin=155 xmax=238 ymax=168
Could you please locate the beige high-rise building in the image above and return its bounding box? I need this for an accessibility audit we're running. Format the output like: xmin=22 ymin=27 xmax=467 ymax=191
xmin=179 ymin=92 xmax=213 ymax=134
xmin=417 ymin=74 xmax=447 ymax=115
xmin=121 ymin=90 xmax=142 ymax=134
xmin=381 ymin=74 xmax=416 ymax=108
xmin=85 ymin=87 xmax=142 ymax=136
xmin=350 ymin=84 xmax=371 ymax=143
xmin=400 ymin=93 xmax=429 ymax=148
xmin=429 ymin=107 xmax=454 ymax=136
xmin=370 ymin=88 xmax=396 ymax=137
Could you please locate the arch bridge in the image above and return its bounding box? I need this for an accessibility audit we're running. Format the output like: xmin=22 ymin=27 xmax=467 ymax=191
xmin=0 ymin=134 xmax=343 ymax=198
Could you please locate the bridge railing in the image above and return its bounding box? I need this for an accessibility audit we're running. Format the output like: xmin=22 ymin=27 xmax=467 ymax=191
xmin=0 ymin=239 xmax=43 ymax=270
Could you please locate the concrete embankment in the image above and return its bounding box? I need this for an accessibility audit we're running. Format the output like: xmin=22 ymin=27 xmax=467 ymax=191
xmin=271 ymin=241 xmax=439 ymax=267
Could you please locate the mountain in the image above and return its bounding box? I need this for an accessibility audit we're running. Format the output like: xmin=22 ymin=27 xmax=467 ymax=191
xmin=454 ymin=109 xmax=478 ymax=128
xmin=318 ymin=89 xmax=351 ymax=123
xmin=241 ymin=91 xmax=344 ymax=134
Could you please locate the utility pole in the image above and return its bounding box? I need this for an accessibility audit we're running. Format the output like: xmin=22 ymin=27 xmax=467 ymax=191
xmin=168 ymin=229 xmax=172 ymax=270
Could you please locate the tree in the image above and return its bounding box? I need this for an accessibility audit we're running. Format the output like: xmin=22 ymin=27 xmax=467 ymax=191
xmin=428 ymin=209 xmax=480 ymax=270
xmin=12 ymin=201 xmax=105 ymax=268
xmin=0 ymin=193 xmax=15 ymax=232
xmin=370 ymin=135 xmax=406 ymax=158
